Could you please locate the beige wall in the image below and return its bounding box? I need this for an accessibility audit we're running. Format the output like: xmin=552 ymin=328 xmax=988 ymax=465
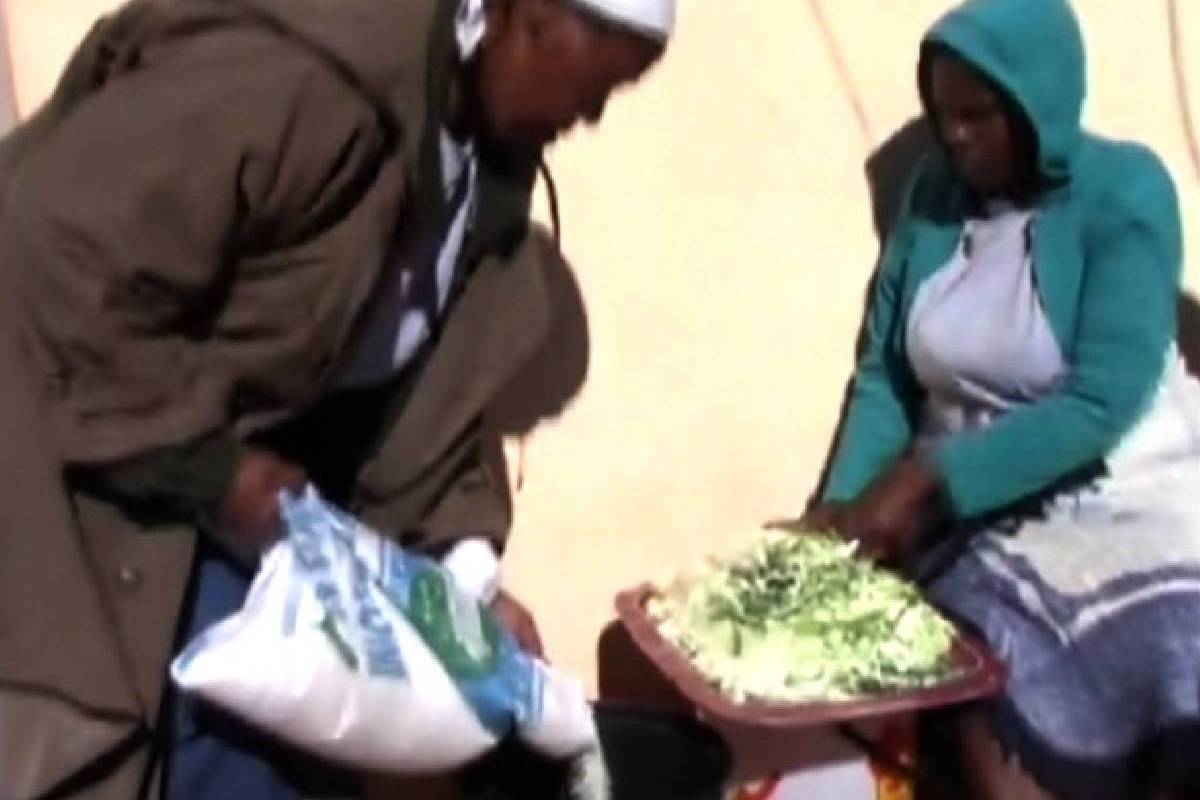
xmin=8 ymin=0 xmax=1200 ymax=690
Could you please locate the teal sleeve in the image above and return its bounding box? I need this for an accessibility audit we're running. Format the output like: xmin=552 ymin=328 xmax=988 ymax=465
xmin=932 ymin=151 xmax=1182 ymax=518
xmin=822 ymin=188 xmax=923 ymax=503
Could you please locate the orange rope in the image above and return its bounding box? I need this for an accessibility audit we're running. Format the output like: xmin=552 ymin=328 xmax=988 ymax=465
xmin=807 ymin=0 xmax=875 ymax=148
xmin=1168 ymin=0 xmax=1200 ymax=186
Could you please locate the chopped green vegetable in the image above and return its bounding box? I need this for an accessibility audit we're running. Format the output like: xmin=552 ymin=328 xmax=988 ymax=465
xmin=648 ymin=532 xmax=957 ymax=703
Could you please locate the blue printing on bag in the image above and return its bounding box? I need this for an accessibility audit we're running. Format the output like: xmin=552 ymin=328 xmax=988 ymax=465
xmin=281 ymin=488 xmax=545 ymax=737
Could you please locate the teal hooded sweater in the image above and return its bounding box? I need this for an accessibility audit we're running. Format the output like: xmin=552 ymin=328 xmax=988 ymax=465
xmin=823 ymin=0 xmax=1184 ymax=519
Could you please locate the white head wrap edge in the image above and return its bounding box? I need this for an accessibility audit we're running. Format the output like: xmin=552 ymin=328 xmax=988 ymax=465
xmin=459 ymin=0 xmax=675 ymax=55
xmin=568 ymin=0 xmax=675 ymax=41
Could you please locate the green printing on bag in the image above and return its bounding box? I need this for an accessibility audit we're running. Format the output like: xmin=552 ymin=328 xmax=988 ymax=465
xmin=408 ymin=568 xmax=502 ymax=680
xmin=320 ymin=612 xmax=360 ymax=671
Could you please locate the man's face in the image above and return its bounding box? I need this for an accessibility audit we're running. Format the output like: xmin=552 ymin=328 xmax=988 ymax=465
xmin=475 ymin=0 xmax=663 ymax=153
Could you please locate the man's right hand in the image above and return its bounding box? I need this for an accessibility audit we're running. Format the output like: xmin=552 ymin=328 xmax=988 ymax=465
xmin=216 ymin=447 xmax=307 ymax=553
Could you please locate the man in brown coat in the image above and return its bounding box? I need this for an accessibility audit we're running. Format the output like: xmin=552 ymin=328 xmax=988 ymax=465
xmin=0 ymin=0 xmax=669 ymax=796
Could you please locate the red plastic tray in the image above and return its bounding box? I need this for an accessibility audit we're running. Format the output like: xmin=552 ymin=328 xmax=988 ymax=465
xmin=615 ymin=584 xmax=1006 ymax=729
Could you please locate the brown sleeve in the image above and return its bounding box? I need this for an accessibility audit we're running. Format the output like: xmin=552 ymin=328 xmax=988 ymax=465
xmin=357 ymin=420 xmax=514 ymax=557
xmin=67 ymin=429 xmax=243 ymax=527
xmin=352 ymin=225 xmax=568 ymax=555
xmin=3 ymin=21 xmax=390 ymax=461
xmin=423 ymin=424 xmax=514 ymax=555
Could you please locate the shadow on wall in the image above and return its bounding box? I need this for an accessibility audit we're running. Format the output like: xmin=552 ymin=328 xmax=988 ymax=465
xmin=1178 ymin=293 xmax=1200 ymax=376
xmin=866 ymin=118 xmax=937 ymax=244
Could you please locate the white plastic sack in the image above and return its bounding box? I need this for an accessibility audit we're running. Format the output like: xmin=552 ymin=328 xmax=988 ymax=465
xmin=170 ymin=486 xmax=600 ymax=775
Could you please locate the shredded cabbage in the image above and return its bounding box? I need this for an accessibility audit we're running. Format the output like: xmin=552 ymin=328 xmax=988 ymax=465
xmin=648 ymin=532 xmax=956 ymax=703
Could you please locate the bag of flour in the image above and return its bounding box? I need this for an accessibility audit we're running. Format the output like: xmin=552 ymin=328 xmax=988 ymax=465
xmin=171 ymin=486 xmax=602 ymax=778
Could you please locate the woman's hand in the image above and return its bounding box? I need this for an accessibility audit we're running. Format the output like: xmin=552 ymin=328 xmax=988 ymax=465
xmin=490 ymin=590 xmax=545 ymax=658
xmin=216 ymin=447 xmax=307 ymax=553
xmin=801 ymin=501 xmax=850 ymax=534
xmin=837 ymin=458 xmax=945 ymax=563
xmin=764 ymin=502 xmax=849 ymax=535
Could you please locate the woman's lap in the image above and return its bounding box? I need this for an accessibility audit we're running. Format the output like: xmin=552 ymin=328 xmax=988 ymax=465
xmin=926 ymin=532 xmax=1200 ymax=799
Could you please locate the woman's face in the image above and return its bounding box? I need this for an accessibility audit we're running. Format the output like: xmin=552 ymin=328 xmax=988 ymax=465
xmin=928 ymin=55 xmax=1029 ymax=197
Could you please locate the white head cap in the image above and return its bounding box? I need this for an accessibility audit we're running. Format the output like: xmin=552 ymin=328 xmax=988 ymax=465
xmin=568 ymin=0 xmax=676 ymax=41
xmin=457 ymin=0 xmax=676 ymax=60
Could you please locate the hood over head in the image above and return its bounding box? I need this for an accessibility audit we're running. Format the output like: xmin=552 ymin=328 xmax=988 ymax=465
xmin=919 ymin=0 xmax=1087 ymax=186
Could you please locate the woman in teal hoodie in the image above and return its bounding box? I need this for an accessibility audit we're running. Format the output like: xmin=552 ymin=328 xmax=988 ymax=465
xmin=810 ymin=0 xmax=1200 ymax=797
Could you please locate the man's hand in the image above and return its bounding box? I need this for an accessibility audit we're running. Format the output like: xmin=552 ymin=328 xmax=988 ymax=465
xmin=490 ymin=589 xmax=544 ymax=658
xmin=216 ymin=447 xmax=307 ymax=553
